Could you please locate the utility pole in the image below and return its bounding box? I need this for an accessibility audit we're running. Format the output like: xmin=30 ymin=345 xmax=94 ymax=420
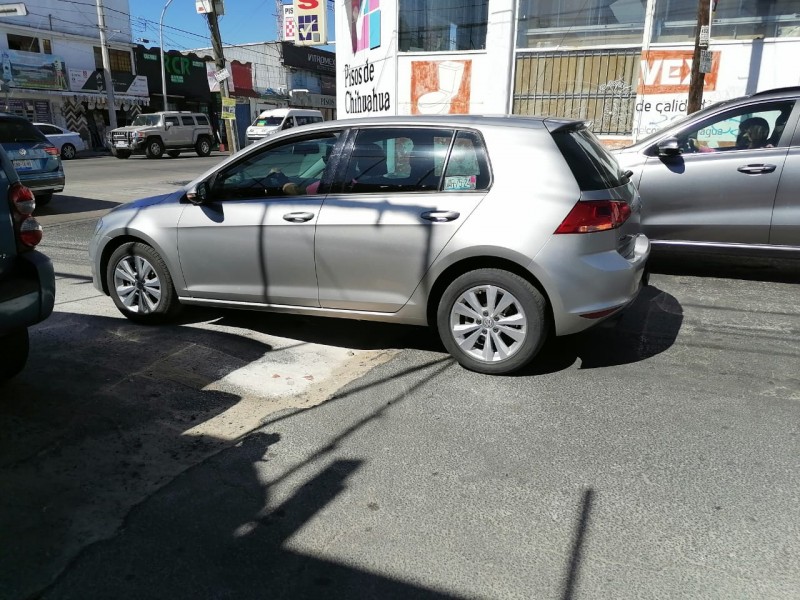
xmin=205 ymin=11 xmax=238 ymax=153
xmin=95 ymin=0 xmax=117 ymax=129
xmin=687 ymin=0 xmax=711 ymax=114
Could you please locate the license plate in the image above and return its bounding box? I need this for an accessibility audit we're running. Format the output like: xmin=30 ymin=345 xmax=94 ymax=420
xmin=13 ymin=159 xmax=33 ymax=170
xmin=115 ymin=141 xmax=129 ymax=148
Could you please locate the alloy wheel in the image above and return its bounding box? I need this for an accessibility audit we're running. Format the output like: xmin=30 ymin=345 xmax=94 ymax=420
xmin=449 ymin=284 xmax=528 ymax=363
xmin=113 ymin=255 xmax=162 ymax=313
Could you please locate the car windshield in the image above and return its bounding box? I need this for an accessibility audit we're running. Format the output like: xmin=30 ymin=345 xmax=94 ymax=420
xmin=255 ymin=117 xmax=283 ymax=126
xmin=131 ymin=115 xmax=162 ymax=126
xmin=0 ymin=120 xmax=48 ymax=143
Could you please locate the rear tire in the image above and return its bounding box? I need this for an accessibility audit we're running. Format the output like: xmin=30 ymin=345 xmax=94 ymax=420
xmin=61 ymin=143 xmax=77 ymax=160
xmin=167 ymin=150 xmax=181 ymax=158
xmin=35 ymin=192 xmax=53 ymax=207
xmin=145 ymin=138 xmax=165 ymax=159
xmin=106 ymin=242 xmax=182 ymax=324
xmin=0 ymin=328 xmax=29 ymax=380
xmin=436 ymin=268 xmax=548 ymax=375
xmin=195 ymin=136 xmax=212 ymax=157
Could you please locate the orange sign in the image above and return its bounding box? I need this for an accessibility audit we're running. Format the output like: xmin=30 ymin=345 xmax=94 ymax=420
xmin=637 ymin=50 xmax=720 ymax=94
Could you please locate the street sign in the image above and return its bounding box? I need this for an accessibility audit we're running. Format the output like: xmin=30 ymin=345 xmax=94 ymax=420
xmin=213 ymin=68 xmax=230 ymax=82
xmin=699 ymin=25 xmax=710 ymax=47
xmin=699 ymin=49 xmax=712 ymax=74
xmin=0 ymin=3 xmax=27 ymax=16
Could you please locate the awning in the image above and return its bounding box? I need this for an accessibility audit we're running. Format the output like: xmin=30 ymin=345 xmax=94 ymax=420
xmin=54 ymin=90 xmax=150 ymax=107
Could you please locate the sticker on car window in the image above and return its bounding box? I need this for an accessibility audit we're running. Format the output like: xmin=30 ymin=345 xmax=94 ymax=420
xmin=443 ymin=175 xmax=476 ymax=191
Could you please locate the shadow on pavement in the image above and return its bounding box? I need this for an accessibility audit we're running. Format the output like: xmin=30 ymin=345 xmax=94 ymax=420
xmin=34 ymin=194 xmax=121 ymax=216
xmin=649 ymin=253 xmax=800 ymax=284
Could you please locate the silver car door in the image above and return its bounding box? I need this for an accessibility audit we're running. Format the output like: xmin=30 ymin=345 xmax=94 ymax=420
xmin=769 ymin=108 xmax=800 ymax=248
xmin=177 ymin=131 xmax=342 ymax=306
xmin=315 ymin=128 xmax=490 ymax=312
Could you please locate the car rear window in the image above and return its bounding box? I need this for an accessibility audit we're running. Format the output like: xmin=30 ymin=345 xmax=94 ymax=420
xmin=0 ymin=119 xmax=48 ymax=144
xmin=551 ymin=127 xmax=627 ymax=191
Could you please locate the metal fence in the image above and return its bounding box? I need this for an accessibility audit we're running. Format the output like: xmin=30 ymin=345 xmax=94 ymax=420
xmin=512 ymin=48 xmax=641 ymax=135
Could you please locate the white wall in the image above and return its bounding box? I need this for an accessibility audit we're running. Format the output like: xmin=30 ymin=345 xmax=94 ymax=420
xmin=0 ymin=0 xmax=132 ymax=42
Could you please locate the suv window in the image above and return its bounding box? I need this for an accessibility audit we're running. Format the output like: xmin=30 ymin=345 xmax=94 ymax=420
xmin=180 ymin=116 xmax=195 ymax=126
xmin=338 ymin=128 xmax=454 ymax=194
xmin=196 ymin=115 xmax=210 ymax=126
xmin=164 ymin=116 xmax=180 ymax=127
xmin=213 ymin=132 xmax=341 ymax=200
xmin=551 ymin=127 xmax=627 ymax=191
xmin=674 ymin=100 xmax=795 ymax=153
xmin=0 ymin=118 xmax=48 ymax=144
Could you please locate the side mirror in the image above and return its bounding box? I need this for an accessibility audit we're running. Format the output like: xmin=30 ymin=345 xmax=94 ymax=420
xmin=657 ymin=137 xmax=681 ymax=157
xmin=185 ymin=181 xmax=210 ymax=205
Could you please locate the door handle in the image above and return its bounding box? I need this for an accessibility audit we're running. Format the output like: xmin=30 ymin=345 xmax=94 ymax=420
xmin=421 ymin=210 xmax=460 ymax=223
xmin=737 ymin=164 xmax=777 ymax=175
xmin=283 ymin=211 xmax=315 ymax=223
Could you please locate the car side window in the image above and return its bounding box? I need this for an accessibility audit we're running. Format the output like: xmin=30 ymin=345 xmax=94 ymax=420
xmin=196 ymin=115 xmax=210 ymax=126
xmin=282 ymin=118 xmax=295 ymax=130
xmin=165 ymin=116 xmax=180 ymax=128
xmin=442 ymin=131 xmax=491 ymax=191
xmin=677 ymin=100 xmax=795 ymax=153
xmin=212 ymin=131 xmax=341 ymax=200
xmin=38 ymin=125 xmax=59 ymax=135
xmin=180 ymin=116 xmax=195 ymax=126
xmin=337 ymin=128 xmax=454 ymax=194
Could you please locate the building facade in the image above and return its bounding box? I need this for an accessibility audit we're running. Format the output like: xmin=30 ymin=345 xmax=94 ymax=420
xmin=0 ymin=0 xmax=149 ymax=148
xmin=335 ymin=0 xmax=800 ymax=142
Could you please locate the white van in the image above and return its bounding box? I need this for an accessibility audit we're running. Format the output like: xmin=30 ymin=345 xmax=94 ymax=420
xmin=246 ymin=108 xmax=324 ymax=144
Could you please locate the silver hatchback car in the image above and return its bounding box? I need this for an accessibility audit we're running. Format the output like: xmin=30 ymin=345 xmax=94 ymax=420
xmin=89 ymin=115 xmax=650 ymax=374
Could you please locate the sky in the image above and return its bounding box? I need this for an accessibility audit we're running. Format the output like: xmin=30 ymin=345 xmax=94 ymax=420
xmin=128 ymin=0 xmax=335 ymax=53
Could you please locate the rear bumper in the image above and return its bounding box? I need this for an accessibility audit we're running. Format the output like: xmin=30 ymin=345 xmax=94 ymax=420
xmin=532 ymin=232 xmax=651 ymax=336
xmin=19 ymin=172 xmax=65 ymax=193
xmin=0 ymin=250 xmax=55 ymax=334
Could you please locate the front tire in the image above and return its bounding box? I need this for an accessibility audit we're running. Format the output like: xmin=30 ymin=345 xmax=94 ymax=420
xmin=114 ymin=150 xmax=131 ymax=159
xmin=61 ymin=143 xmax=77 ymax=160
xmin=106 ymin=242 xmax=182 ymax=324
xmin=436 ymin=269 xmax=548 ymax=375
xmin=145 ymin=138 xmax=165 ymax=159
xmin=195 ymin=136 xmax=212 ymax=157
xmin=167 ymin=150 xmax=181 ymax=158
xmin=0 ymin=328 xmax=29 ymax=380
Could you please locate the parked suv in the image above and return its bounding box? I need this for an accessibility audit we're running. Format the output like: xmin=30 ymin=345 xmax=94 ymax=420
xmin=0 ymin=113 xmax=64 ymax=207
xmin=109 ymin=111 xmax=214 ymax=159
xmin=0 ymin=144 xmax=55 ymax=380
xmin=89 ymin=115 xmax=649 ymax=375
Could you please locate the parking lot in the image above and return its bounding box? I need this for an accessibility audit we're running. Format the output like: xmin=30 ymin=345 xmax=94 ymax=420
xmin=1 ymin=155 xmax=798 ymax=599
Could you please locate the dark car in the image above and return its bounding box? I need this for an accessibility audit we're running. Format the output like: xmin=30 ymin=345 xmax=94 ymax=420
xmin=0 ymin=143 xmax=55 ymax=380
xmin=614 ymin=87 xmax=800 ymax=260
xmin=0 ymin=113 xmax=65 ymax=207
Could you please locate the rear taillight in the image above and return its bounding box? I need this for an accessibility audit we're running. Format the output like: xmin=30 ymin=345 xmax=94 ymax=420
xmin=8 ymin=183 xmax=41 ymax=248
xmin=554 ymin=200 xmax=631 ymax=234
xmin=9 ymin=182 xmax=35 ymax=215
xmin=18 ymin=216 xmax=43 ymax=247
xmin=44 ymin=145 xmax=60 ymax=156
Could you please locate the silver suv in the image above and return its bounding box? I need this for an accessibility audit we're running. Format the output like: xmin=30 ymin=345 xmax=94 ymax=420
xmin=109 ymin=111 xmax=214 ymax=159
xmin=89 ymin=115 xmax=650 ymax=374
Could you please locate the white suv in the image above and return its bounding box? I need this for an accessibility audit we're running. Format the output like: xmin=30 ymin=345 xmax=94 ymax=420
xmin=109 ymin=112 xmax=214 ymax=159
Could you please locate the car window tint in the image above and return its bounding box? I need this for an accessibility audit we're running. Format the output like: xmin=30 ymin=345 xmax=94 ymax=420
xmin=180 ymin=116 xmax=195 ymax=126
xmin=0 ymin=119 xmax=48 ymax=143
xmin=676 ymin=100 xmax=796 ymax=152
xmin=38 ymin=125 xmax=59 ymax=135
xmin=340 ymin=128 xmax=453 ymax=194
xmin=213 ymin=131 xmax=341 ymax=200
xmin=442 ymin=130 xmax=491 ymax=191
xmin=551 ymin=127 xmax=626 ymax=191
xmin=196 ymin=115 xmax=210 ymax=125
xmin=165 ymin=116 xmax=180 ymax=127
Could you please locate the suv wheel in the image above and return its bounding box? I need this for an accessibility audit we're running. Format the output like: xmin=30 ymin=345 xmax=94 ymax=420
xmin=106 ymin=242 xmax=182 ymax=323
xmin=167 ymin=150 xmax=181 ymax=158
xmin=115 ymin=150 xmax=131 ymax=159
xmin=436 ymin=269 xmax=548 ymax=375
xmin=145 ymin=138 xmax=165 ymax=159
xmin=195 ymin=136 xmax=212 ymax=157
xmin=0 ymin=328 xmax=29 ymax=380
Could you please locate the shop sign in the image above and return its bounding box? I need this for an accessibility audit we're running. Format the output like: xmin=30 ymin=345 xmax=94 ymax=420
xmin=293 ymin=0 xmax=327 ymax=46
xmin=68 ymin=69 xmax=149 ymax=96
xmin=221 ymin=96 xmax=236 ymax=119
xmin=0 ymin=49 xmax=69 ymax=90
